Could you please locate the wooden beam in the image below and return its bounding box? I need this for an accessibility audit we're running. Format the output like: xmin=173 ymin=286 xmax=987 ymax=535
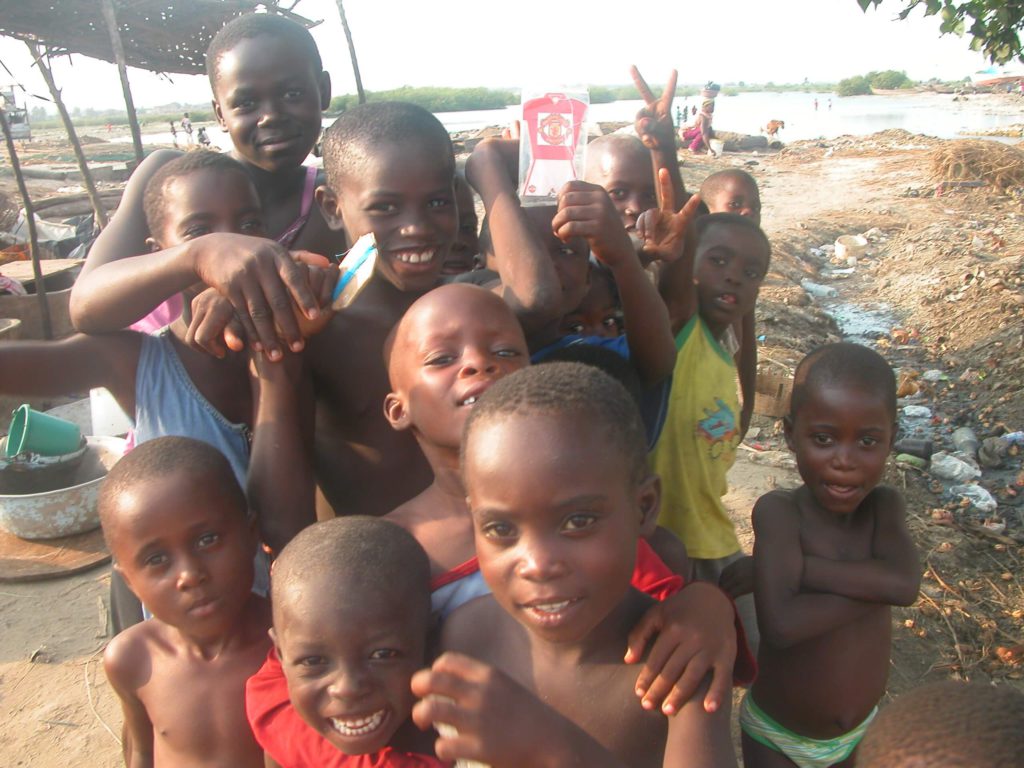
xmin=25 ymin=41 xmax=110 ymax=230
xmin=0 ymin=106 xmax=53 ymax=339
xmin=98 ymin=0 xmax=144 ymax=166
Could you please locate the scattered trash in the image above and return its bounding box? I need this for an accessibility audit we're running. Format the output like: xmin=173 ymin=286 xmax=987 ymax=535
xmin=834 ymin=234 xmax=867 ymax=265
xmin=929 ymin=451 xmax=981 ymax=482
xmin=894 ymin=438 xmax=934 ymax=460
xmin=902 ymin=405 xmax=933 ymax=419
xmin=951 ymin=427 xmax=980 ymax=457
xmin=981 ymin=518 xmax=1007 ymax=535
xmin=948 ymin=483 xmax=998 ymax=513
xmin=800 ymin=279 xmax=838 ymax=299
xmin=978 ymin=431 xmax=1023 ymax=468
xmin=890 ymin=328 xmax=920 ymax=345
xmin=930 ymin=508 xmax=955 ymax=525
xmin=895 ymin=453 xmax=929 ymax=469
xmin=897 ymin=370 xmax=921 ymax=398
xmin=921 ymin=369 xmax=947 ymax=382
xmin=746 ymin=450 xmax=796 ymax=470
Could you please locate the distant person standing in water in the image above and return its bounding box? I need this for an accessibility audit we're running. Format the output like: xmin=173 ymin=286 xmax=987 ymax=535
xmin=814 ymin=98 xmax=819 ymax=111
xmin=828 ymin=98 xmax=832 ymax=110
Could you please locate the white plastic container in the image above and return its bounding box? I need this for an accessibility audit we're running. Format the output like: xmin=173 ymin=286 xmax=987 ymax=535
xmin=835 ymin=234 xmax=868 ymax=266
xmin=708 ymin=139 xmax=725 ymax=157
xmin=90 ymin=387 xmax=132 ymax=437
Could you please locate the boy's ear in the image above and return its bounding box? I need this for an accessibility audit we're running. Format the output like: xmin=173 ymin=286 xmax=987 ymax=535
xmin=268 ymin=627 xmax=281 ymax=655
xmin=637 ymin=474 xmax=661 ymax=537
xmin=212 ymin=98 xmax=227 ymax=131
xmin=145 ymin=236 xmax=162 ymax=253
xmin=315 ymin=185 xmax=346 ymax=232
xmin=383 ymin=392 xmax=411 ymax=431
xmin=317 ymin=71 xmax=332 ymax=111
xmin=783 ymin=415 xmax=795 ymax=452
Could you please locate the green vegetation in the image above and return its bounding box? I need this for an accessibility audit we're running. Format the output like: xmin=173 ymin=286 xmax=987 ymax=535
xmin=30 ymin=107 xmax=214 ymax=131
xmin=858 ymin=1 xmax=1024 ymax=64
xmin=837 ymin=70 xmax=915 ymax=96
xmin=328 ymin=87 xmax=517 ymax=113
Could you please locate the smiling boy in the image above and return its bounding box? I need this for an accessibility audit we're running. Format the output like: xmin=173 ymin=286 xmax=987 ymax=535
xmin=442 ymin=363 xmax=737 ymax=768
xmin=247 ymin=516 xmax=442 ymax=767
xmin=101 ymin=437 xmax=271 ymax=767
xmin=741 ymin=343 xmax=920 ymax=768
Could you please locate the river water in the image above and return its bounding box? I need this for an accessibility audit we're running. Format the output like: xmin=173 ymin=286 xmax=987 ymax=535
xmin=118 ymin=90 xmax=1024 ymax=154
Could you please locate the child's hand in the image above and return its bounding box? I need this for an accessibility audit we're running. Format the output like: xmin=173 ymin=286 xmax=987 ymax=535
xmin=413 ymin=653 xmax=587 ymax=768
xmin=552 ymin=181 xmax=634 ymax=269
xmin=719 ymin=555 xmax=754 ymax=598
xmin=290 ymin=252 xmax=338 ymax=337
xmin=624 ymin=582 xmax=736 ymax=715
xmin=185 ymin=288 xmax=246 ymax=359
xmin=192 ymin=234 xmax=324 ymax=360
xmin=631 ymin=66 xmax=678 ymax=153
xmin=636 ymin=171 xmax=702 ymax=264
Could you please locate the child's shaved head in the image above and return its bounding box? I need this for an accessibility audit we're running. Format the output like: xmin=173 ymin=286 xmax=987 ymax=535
xmin=857 ymin=681 xmax=1024 ymax=767
xmin=464 ymin=362 xmax=648 ymax=484
xmin=321 ymin=102 xmax=453 ymax=187
xmin=206 ymin=12 xmax=322 ymax=89
xmin=585 ymin=134 xmax=649 ymax=177
xmin=700 ymin=169 xmax=757 ymax=201
xmin=99 ymin=436 xmax=247 ymax=542
xmin=142 ymin=151 xmax=254 ymax=240
xmin=271 ymin=516 xmax=430 ymax=627
xmin=790 ymin=342 xmax=896 ymax=421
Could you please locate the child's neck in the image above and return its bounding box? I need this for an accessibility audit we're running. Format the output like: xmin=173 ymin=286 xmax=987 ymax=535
xmin=169 ymin=593 xmax=269 ymax=662
xmin=232 ymin=153 xmax=306 ymax=204
xmin=417 ymin=439 xmax=464 ymax=498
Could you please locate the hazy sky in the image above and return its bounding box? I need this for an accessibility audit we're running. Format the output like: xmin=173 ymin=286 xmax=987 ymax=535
xmin=0 ymin=0 xmax=1000 ymax=113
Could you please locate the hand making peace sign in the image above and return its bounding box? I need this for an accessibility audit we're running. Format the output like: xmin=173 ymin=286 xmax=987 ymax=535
xmin=632 ymin=65 xmax=679 ymax=153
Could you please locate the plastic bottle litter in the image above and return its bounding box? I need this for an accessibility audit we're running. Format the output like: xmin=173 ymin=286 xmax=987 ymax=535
xmin=746 ymin=450 xmax=797 ymax=470
xmin=893 ymin=438 xmax=933 ymax=460
xmin=951 ymin=427 xmax=980 ymax=457
xmin=800 ymin=279 xmax=838 ymax=299
xmin=921 ymin=369 xmax=947 ymax=382
xmin=902 ymin=405 xmax=933 ymax=419
xmin=978 ymin=432 xmax=1023 ymax=468
xmin=949 ymin=484 xmax=998 ymax=513
xmin=895 ymin=454 xmax=928 ymax=469
xmin=929 ymin=451 xmax=982 ymax=482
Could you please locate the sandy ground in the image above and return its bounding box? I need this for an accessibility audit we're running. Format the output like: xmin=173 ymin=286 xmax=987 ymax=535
xmin=2 ymin=126 xmax=1023 ymax=765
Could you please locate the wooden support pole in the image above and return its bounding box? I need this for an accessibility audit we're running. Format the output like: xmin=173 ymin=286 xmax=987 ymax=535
xmin=335 ymin=1 xmax=366 ymax=104
xmin=0 ymin=107 xmax=53 ymax=340
xmin=26 ymin=42 xmax=110 ymax=230
xmin=99 ymin=0 xmax=144 ymax=166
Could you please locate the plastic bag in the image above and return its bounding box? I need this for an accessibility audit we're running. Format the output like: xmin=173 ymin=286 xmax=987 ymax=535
xmin=800 ymin=279 xmax=837 ymax=299
xmin=929 ymin=451 xmax=981 ymax=482
xmin=948 ymin=484 xmax=998 ymax=513
xmin=902 ymin=405 xmax=932 ymax=419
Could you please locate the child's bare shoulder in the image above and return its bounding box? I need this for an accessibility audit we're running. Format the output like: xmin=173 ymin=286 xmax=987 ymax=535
xmin=863 ymin=484 xmax=905 ymax=517
xmin=441 ymin=595 xmax=510 ymax=657
xmin=102 ymin=618 xmax=173 ymax=691
xmin=751 ymin=488 xmax=800 ymax=524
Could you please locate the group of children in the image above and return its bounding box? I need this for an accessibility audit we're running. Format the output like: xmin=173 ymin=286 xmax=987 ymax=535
xmin=4 ymin=10 xmax=1018 ymax=768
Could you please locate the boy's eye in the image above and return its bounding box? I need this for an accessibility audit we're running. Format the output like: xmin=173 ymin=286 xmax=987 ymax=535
xmin=284 ymin=88 xmax=305 ymax=100
xmin=428 ymin=197 xmax=452 ymax=209
xmin=566 ymin=322 xmax=585 ymax=335
xmin=240 ymin=218 xmax=264 ymax=234
xmin=424 ymin=353 xmax=455 ymax=367
xmin=860 ymin=436 xmax=880 ymax=448
xmin=296 ymin=655 xmax=327 ymax=668
xmin=812 ymin=433 xmax=834 ymax=446
xmin=608 ymin=188 xmax=627 ymax=201
xmin=196 ymin=532 xmax=220 ymax=549
xmin=482 ymin=521 xmax=516 ymax=540
xmin=495 ymin=348 xmax=520 ymax=359
xmin=369 ymin=648 xmax=401 ymax=661
xmin=601 ymin=316 xmax=620 ymax=329
xmin=144 ymin=552 xmax=168 ymax=568
xmin=563 ymin=513 xmax=597 ymax=532
xmin=745 ymin=268 xmax=763 ymax=280
xmin=183 ymin=226 xmax=212 ymax=240
xmin=368 ymin=202 xmax=397 ymax=214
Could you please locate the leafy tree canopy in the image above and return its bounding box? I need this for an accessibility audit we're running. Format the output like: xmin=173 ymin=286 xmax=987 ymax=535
xmin=858 ymin=1 xmax=1024 ymax=64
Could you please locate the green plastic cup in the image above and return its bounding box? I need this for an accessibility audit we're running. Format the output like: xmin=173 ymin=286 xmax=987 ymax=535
xmin=5 ymin=404 xmax=83 ymax=457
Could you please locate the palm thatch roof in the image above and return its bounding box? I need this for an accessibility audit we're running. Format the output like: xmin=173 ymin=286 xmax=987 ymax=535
xmin=0 ymin=1 xmax=310 ymax=75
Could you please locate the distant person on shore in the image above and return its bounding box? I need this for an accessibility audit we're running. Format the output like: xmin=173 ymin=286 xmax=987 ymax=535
xmin=197 ymin=126 xmax=211 ymax=147
xmin=741 ymin=343 xmax=920 ymax=768
xmin=169 ymin=120 xmax=178 ymax=148
xmin=680 ymin=99 xmax=714 ymax=153
xmin=814 ymin=98 xmax=819 ymax=111
xmin=181 ymin=111 xmax=193 ymax=144
xmin=828 ymin=98 xmax=833 ymax=110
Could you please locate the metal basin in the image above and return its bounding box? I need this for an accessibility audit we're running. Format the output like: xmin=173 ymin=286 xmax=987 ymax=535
xmin=0 ymin=436 xmax=126 ymax=540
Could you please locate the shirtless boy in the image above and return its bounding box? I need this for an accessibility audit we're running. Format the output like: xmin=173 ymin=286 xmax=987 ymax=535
xmin=440 ymin=363 xmax=737 ymax=767
xmin=101 ymin=437 xmax=271 ymax=767
xmin=72 ymin=13 xmax=345 ymax=357
xmin=742 ymin=343 xmax=921 ymax=768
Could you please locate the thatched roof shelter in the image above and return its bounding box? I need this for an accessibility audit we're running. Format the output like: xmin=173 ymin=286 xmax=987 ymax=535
xmin=0 ymin=0 xmax=306 ymax=75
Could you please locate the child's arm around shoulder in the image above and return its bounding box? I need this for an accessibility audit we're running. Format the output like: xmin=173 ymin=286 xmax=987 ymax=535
xmin=553 ymin=181 xmax=675 ymax=386
xmin=103 ymin=627 xmax=156 ymax=768
xmin=752 ymin=490 xmax=874 ymax=649
xmin=800 ymin=486 xmax=921 ymax=606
